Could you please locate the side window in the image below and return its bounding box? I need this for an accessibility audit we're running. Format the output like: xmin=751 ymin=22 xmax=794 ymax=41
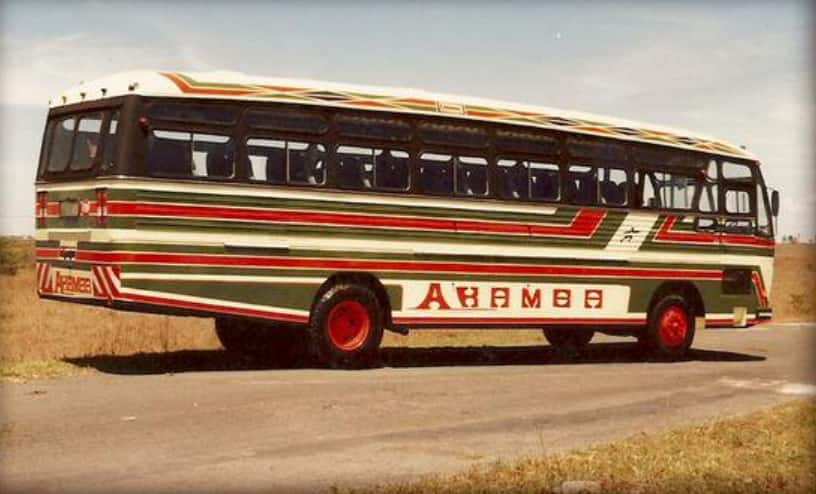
xmin=757 ymin=184 xmax=771 ymax=236
xmin=418 ymin=123 xmax=489 ymax=148
xmin=375 ymin=149 xmax=410 ymax=191
xmin=101 ymin=111 xmax=119 ymax=171
xmin=246 ymin=138 xmax=286 ymax=184
xmin=725 ymin=188 xmax=752 ymax=215
xmin=651 ymin=172 xmax=697 ymax=210
xmin=530 ymin=162 xmax=560 ymax=201
xmin=640 ymin=172 xmax=657 ymax=208
xmin=566 ymin=165 xmax=597 ymax=205
xmin=336 ymin=115 xmax=412 ymax=142
xmin=420 ymin=153 xmax=453 ymax=196
xmin=146 ymin=130 xmax=234 ymax=178
xmin=47 ymin=117 xmax=75 ymax=172
xmin=246 ymin=109 xmax=328 ymax=135
xmin=699 ymin=160 xmax=719 ymax=213
xmin=192 ymin=134 xmax=234 ymax=178
xmin=336 ymin=145 xmax=375 ymax=190
xmin=288 ymin=142 xmax=326 ymax=185
xmin=455 ymin=156 xmax=488 ymax=196
xmin=497 ymin=159 xmax=528 ymax=200
xmin=599 ymin=167 xmax=628 ymax=206
xmin=71 ymin=113 xmax=104 ymax=171
xmin=146 ymin=130 xmax=192 ymax=176
xmin=722 ymin=161 xmax=753 ymax=181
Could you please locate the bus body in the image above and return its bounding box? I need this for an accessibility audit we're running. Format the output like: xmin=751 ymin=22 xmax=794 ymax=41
xmin=34 ymin=71 xmax=777 ymax=367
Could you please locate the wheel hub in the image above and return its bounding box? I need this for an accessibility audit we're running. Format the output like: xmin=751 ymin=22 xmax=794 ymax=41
xmin=659 ymin=306 xmax=688 ymax=348
xmin=327 ymin=300 xmax=371 ymax=351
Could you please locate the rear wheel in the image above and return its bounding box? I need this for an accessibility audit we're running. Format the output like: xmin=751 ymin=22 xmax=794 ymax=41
xmin=215 ymin=318 xmax=309 ymax=366
xmin=543 ymin=328 xmax=594 ymax=352
xmin=309 ymin=283 xmax=384 ymax=369
xmin=641 ymin=294 xmax=695 ymax=359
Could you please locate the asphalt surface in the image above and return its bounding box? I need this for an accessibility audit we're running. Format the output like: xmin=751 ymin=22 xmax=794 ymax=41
xmin=1 ymin=323 xmax=814 ymax=494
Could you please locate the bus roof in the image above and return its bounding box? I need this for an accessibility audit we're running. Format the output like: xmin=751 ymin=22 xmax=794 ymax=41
xmin=51 ymin=70 xmax=756 ymax=160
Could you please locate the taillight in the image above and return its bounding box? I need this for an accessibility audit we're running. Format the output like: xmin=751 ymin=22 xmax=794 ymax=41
xmin=36 ymin=191 xmax=48 ymax=228
xmin=96 ymin=188 xmax=108 ymax=227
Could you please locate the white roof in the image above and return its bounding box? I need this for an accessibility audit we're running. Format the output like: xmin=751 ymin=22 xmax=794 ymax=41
xmin=51 ymin=70 xmax=755 ymax=160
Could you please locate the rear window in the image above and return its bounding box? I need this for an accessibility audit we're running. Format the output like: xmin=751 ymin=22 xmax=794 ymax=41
xmin=41 ymin=111 xmax=118 ymax=176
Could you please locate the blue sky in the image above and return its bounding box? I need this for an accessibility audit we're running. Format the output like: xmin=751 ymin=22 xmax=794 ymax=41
xmin=1 ymin=1 xmax=813 ymax=237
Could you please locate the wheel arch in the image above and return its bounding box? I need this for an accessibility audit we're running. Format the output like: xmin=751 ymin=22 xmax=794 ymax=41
xmin=647 ymin=281 xmax=706 ymax=321
xmin=311 ymin=272 xmax=393 ymax=328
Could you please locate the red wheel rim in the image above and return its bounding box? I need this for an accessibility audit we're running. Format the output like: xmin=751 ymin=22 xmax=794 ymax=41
xmin=327 ymin=300 xmax=371 ymax=352
xmin=659 ymin=305 xmax=688 ymax=348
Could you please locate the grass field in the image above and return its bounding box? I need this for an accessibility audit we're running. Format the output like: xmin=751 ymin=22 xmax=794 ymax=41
xmin=0 ymin=239 xmax=814 ymax=369
xmin=347 ymin=399 xmax=815 ymax=494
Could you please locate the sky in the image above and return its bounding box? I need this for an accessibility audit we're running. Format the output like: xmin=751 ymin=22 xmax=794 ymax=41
xmin=1 ymin=1 xmax=813 ymax=238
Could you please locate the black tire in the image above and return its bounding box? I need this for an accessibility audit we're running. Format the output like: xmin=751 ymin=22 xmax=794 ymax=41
xmin=543 ymin=328 xmax=594 ymax=352
xmin=215 ymin=317 xmax=310 ymax=366
xmin=309 ymin=283 xmax=384 ymax=369
xmin=641 ymin=294 xmax=696 ymax=360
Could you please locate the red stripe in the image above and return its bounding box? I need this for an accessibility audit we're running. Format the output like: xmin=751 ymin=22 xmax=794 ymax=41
xmin=656 ymin=216 xmax=774 ymax=249
xmin=393 ymin=316 xmax=645 ymax=326
xmin=35 ymin=249 xmax=723 ymax=280
xmin=752 ymin=272 xmax=768 ymax=307
xmin=120 ymin=292 xmax=309 ymax=323
xmin=105 ymin=202 xmax=604 ymax=238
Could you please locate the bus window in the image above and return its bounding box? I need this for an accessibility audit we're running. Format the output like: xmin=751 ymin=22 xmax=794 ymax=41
xmin=101 ymin=111 xmax=119 ymax=171
xmin=497 ymin=159 xmax=528 ymax=200
xmin=725 ymin=188 xmax=752 ymax=215
xmin=495 ymin=130 xmax=559 ymax=156
xmin=288 ymin=142 xmax=326 ymax=185
xmin=455 ymin=156 xmax=488 ymax=196
xmin=336 ymin=115 xmax=412 ymax=142
xmin=147 ymin=130 xmax=235 ymax=178
xmin=568 ymin=137 xmax=626 ymax=162
xmin=46 ymin=117 xmax=75 ymax=173
xmin=699 ymin=160 xmax=719 ymax=213
xmin=599 ymin=167 xmax=628 ymax=206
xmin=757 ymin=184 xmax=772 ymax=236
xmin=148 ymin=103 xmax=239 ymax=125
xmin=660 ymin=172 xmax=696 ymax=210
xmin=418 ymin=123 xmax=488 ymax=149
xmin=375 ymin=150 xmax=410 ymax=191
xmin=147 ymin=130 xmax=192 ymax=176
xmin=246 ymin=138 xmax=286 ymax=184
xmin=336 ymin=145 xmax=375 ymax=190
xmin=722 ymin=161 xmax=753 ymax=181
xmin=566 ymin=165 xmax=597 ymax=205
xmin=420 ymin=153 xmax=453 ymax=196
xmin=70 ymin=113 xmax=104 ymax=171
xmin=246 ymin=109 xmax=328 ymax=135
xmin=530 ymin=162 xmax=560 ymax=201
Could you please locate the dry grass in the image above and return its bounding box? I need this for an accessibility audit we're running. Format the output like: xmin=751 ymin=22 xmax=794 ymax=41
xmin=0 ymin=267 xmax=219 ymax=365
xmin=348 ymin=399 xmax=816 ymax=494
xmin=772 ymin=244 xmax=816 ymax=322
xmin=0 ymin=240 xmax=813 ymax=374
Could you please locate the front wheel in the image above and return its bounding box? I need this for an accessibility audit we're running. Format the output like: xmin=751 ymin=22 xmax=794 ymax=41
xmin=309 ymin=283 xmax=384 ymax=369
xmin=641 ymin=294 xmax=696 ymax=360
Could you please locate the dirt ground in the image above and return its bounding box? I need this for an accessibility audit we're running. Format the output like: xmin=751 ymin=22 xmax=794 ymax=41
xmin=0 ymin=243 xmax=813 ymax=363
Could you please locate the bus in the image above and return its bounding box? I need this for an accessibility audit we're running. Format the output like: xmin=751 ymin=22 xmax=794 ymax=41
xmin=34 ymin=71 xmax=779 ymax=368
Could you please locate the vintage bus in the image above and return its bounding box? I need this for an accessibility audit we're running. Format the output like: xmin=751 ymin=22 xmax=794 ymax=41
xmin=35 ymin=71 xmax=778 ymax=367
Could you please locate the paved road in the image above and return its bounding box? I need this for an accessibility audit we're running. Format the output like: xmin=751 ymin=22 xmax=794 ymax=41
xmin=1 ymin=323 xmax=814 ymax=494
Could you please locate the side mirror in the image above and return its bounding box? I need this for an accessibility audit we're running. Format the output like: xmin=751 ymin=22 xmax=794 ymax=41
xmin=771 ymin=189 xmax=780 ymax=217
